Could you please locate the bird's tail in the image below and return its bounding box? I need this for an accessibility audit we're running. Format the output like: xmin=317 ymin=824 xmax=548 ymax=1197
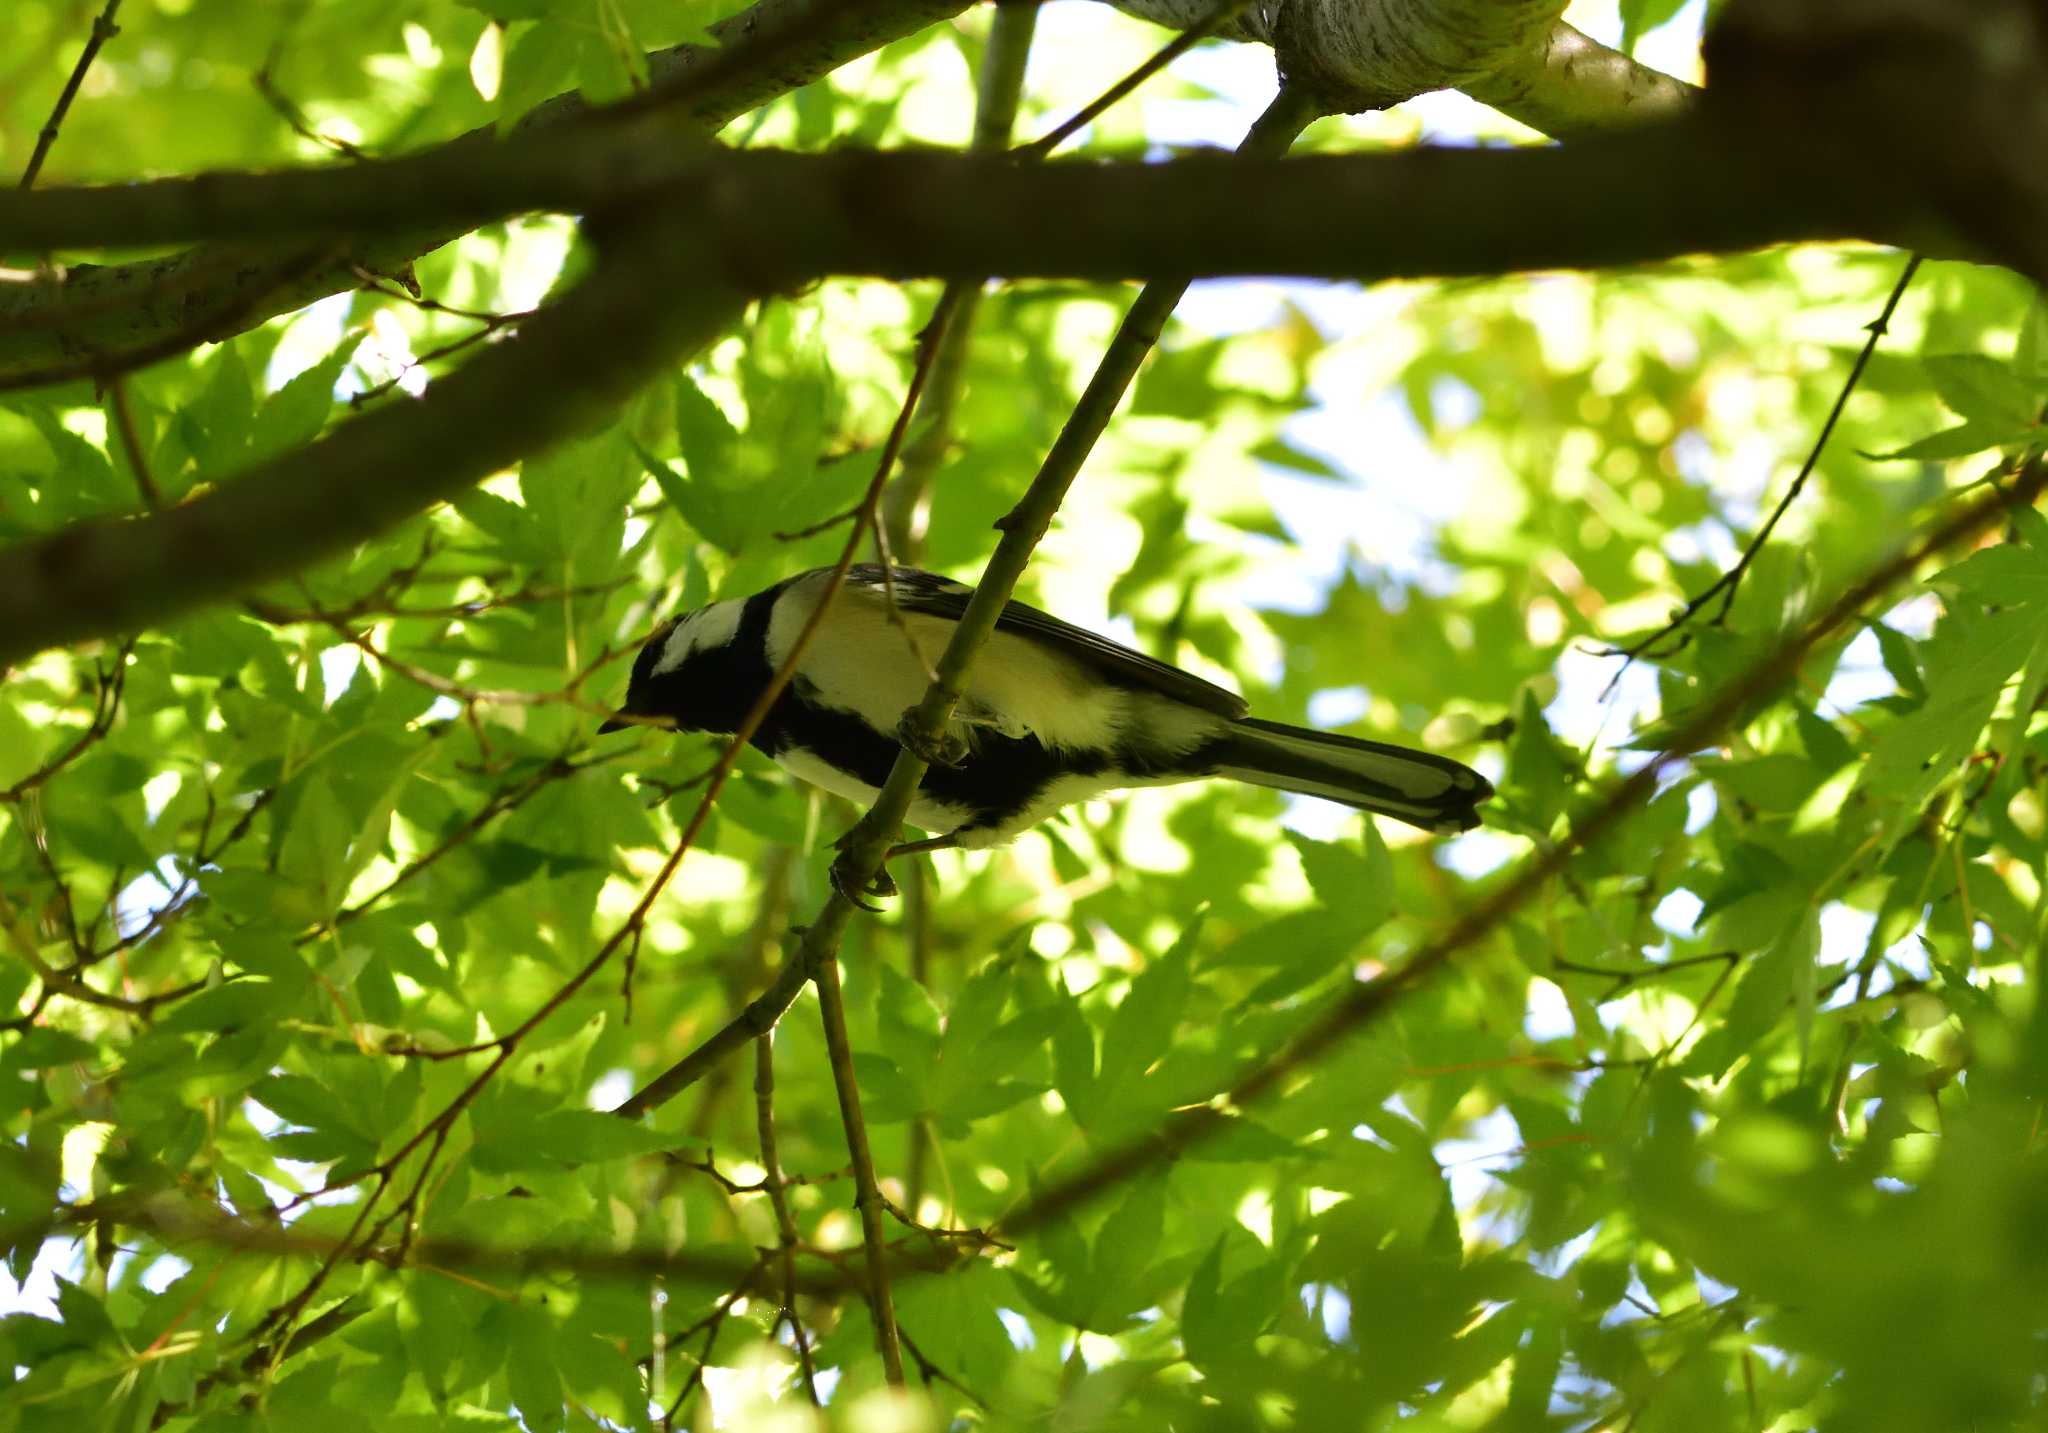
xmin=1212 ymin=717 xmax=1491 ymax=835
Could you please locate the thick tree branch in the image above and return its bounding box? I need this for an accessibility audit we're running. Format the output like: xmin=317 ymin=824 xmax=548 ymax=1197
xmin=0 ymin=114 xmax=1956 ymax=270
xmin=0 ymin=221 xmax=747 ymax=669
xmin=1270 ymin=0 xmax=1565 ymax=112
xmin=0 ymin=0 xmax=1684 ymax=385
xmin=5 ymin=30 xmax=2035 ymax=666
xmin=1465 ymin=20 xmax=1698 ymax=137
xmin=1099 ymin=0 xmax=1694 ymax=130
xmin=0 ymin=0 xmax=971 ymax=381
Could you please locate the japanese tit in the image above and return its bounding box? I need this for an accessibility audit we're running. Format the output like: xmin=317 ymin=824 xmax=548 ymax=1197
xmin=602 ymin=565 xmax=1490 ymax=879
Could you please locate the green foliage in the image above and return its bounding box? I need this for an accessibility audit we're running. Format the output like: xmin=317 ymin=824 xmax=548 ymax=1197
xmin=4 ymin=3 xmax=2048 ymax=1432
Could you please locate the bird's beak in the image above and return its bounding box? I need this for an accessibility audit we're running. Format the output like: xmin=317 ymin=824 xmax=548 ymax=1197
xmin=597 ymin=714 xmax=632 ymax=735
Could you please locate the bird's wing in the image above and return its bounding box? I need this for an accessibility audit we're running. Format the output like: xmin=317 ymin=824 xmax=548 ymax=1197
xmin=846 ymin=565 xmax=1250 ymax=719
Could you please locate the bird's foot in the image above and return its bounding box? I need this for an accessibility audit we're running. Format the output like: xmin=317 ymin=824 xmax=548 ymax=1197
xmin=828 ymin=829 xmax=959 ymax=913
xmin=896 ymin=713 xmax=968 ymax=769
xmin=829 ymin=853 xmax=898 ymax=912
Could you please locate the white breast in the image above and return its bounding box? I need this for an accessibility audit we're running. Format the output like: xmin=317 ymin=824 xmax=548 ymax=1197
xmin=773 ymin=746 xmax=976 ymax=836
xmin=762 ymin=571 xmax=1215 ymax=756
xmin=759 ymin=572 xmax=1230 ymax=845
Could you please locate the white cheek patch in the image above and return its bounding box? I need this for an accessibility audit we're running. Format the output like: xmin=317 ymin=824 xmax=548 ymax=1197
xmin=652 ymin=600 xmax=745 ymax=675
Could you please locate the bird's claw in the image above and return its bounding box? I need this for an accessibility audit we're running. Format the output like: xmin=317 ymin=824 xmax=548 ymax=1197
xmin=829 ymin=854 xmax=898 ymax=912
xmin=896 ymin=714 xmax=968 ymax=769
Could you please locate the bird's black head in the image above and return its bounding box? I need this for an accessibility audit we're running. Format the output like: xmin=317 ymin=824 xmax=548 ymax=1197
xmin=598 ymin=599 xmax=759 ymax=736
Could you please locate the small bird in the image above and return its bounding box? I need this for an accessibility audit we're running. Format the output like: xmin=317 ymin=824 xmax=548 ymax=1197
xmin=602 ymin=565 xmax=1490 ymax=901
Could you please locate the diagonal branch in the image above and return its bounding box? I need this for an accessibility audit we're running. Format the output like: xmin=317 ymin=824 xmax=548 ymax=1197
xmin=18 ymin=0 xmax=124 ymax=190
xmin=990 ymin=457 xmax=2048 ymax=1241
xmin=1608 ymin=251 xmax=1923 ymax=672
xmin=1464 ymin=20 xmax=1698 ymax=138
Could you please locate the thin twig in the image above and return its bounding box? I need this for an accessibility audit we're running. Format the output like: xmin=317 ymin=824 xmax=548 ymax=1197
xmin=1552 ymin=949 xmax=1740 ymax=1003
xmin=349 ymin=267 xmax=514 ymax=322
xmin=18 ymin=0 xmax=123 ymax=190
xmin=902 ymin=862 xmax=935 ymax=1212
xmin=80 ymin=785 xmax=274 ymax=965
xmin=107 ymin=378 xmax=161 ymax=510
xmin=900 ymin=1326 xmax=994 ymax=1410
xmin=1015 ymin=0 xmax=1256 ymax=159
xmin=251 ymin=576 xmax=623 ymax=625
xmin=671 ymin=847 xmax=795 ymax=1144
xmin=882 ymin=1 xmax=1071 ymax=557
xmin=0 ymin=887 xmax=203 ymax=1015
xmin=773 ymin=503 xmax=860 ymax=541
xmin=754 ymin=1035 xmax=821 ymax=1404
xmin=12 ymin=1195 xmax=810 ymax=1296
xmin=343 ymin=271 xmax=536 ymax=408
xmin=1607 ymin=253 xmax=1922 ymax=675
xmin=311 ymin=612 xmax=604 ymax=710
xmin=325 ymin=750 xmax=617 ymax=942
xmin=0 ymin=636 xmax=134 ymax=804
xmin=254 ymin=45 xmax=370 ymax=160
xmin=881 ymin=1193 xmax=1010 ymax=1251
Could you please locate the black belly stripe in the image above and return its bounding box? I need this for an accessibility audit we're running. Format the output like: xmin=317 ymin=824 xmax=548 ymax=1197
xmin=757 ymin=698 xmax=898 ymax=786
xmin=759 ymin=694 xmax=1228 ymax=834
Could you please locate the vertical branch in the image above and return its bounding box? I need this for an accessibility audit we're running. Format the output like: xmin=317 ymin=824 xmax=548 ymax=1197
xmin=615 ymin=286 xmax=968 ymax=1378
xmin=687 ymin=848 xmax=794 ymax=1141
xmin=813 ymin=952 xmax=905 ymax=1382
xmin=107 ymin=377 xmax=162 ymax=511
xmin=882 ymin=0 xmax=1040 ymax=554
xmin=1013 ymin=0 xmax=1257 ymax=160
xmin=753 ymin=1032 xmax=821 ymax=1403
xmin=888 ymin=0 xmax=1039 ymax=1222
xmin=806 ymin=84 xmax=1321 ymax=1384
xmin=901 ymin=859 xmax=935 ymax=1213
xmin=19 ymin=0 xmax=124 ymax=190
